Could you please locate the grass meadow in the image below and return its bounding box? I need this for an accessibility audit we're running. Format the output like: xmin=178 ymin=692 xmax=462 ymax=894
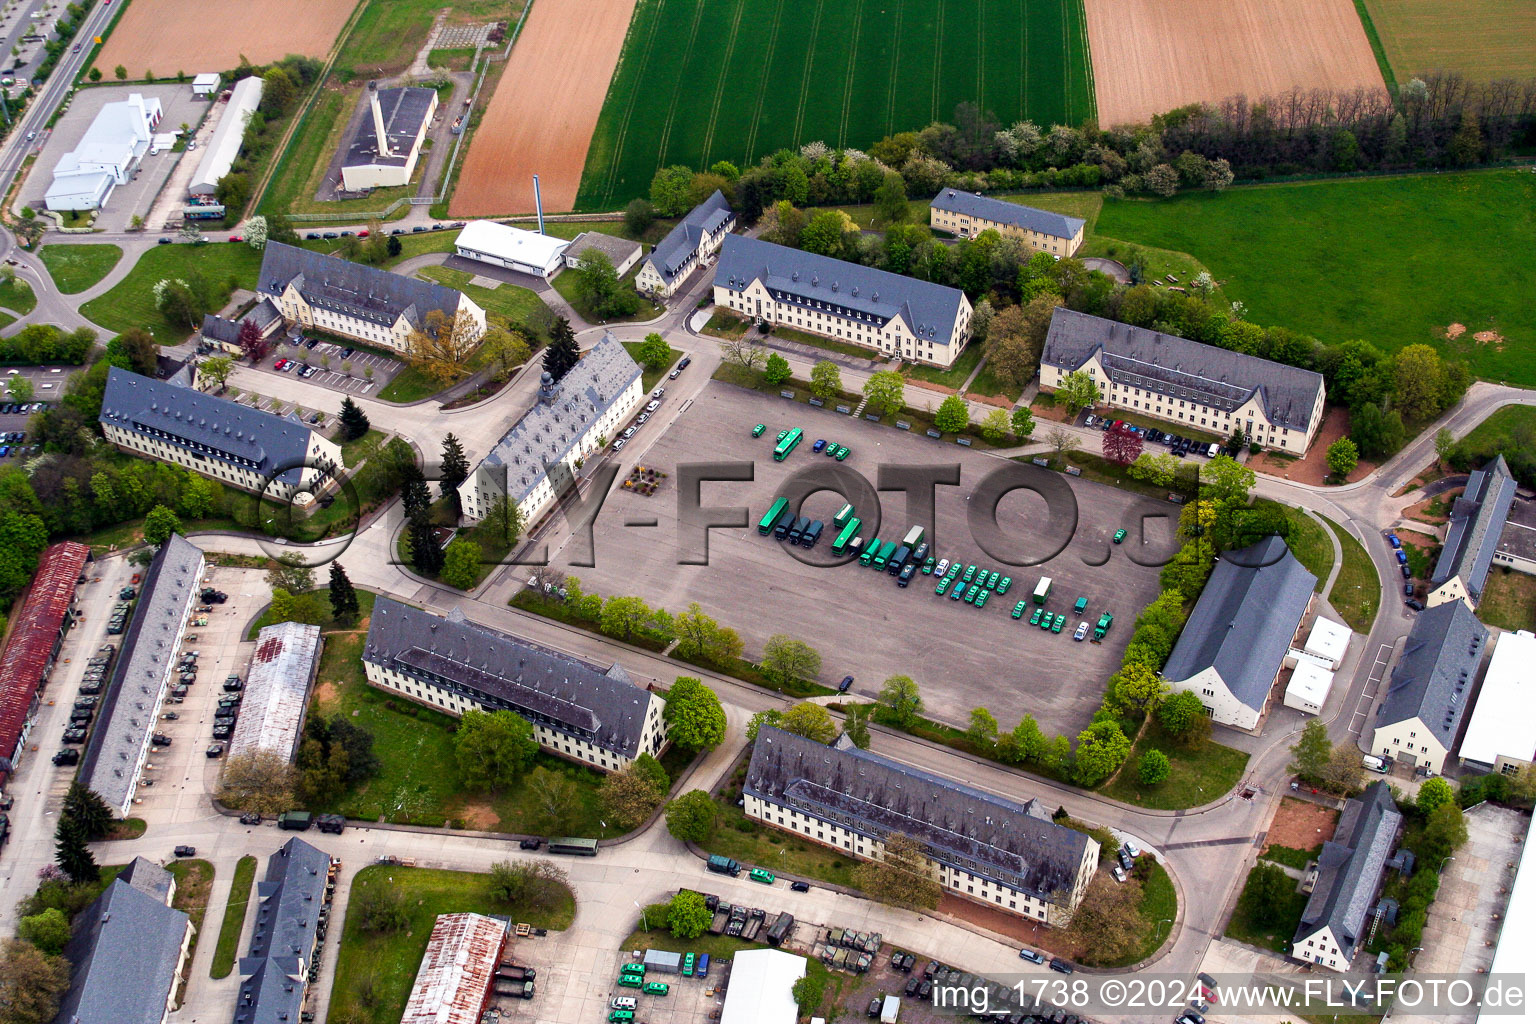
xmin=576 ymin=0 xmax=1095 ymax=208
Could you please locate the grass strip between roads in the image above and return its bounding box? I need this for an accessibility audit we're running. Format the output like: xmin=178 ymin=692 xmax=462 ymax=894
xmin=211 ymin=854 xmax=258 ymax=979
xmin=1321 ymin=515 xmax=1381 ymax=633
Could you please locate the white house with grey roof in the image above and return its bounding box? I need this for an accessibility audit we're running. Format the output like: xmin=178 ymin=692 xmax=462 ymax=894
xmin=100 ymin=367 xmax=341 ymax=502
xmin=929 ymin=189 xmax=1086 ymax=256
xmin=1371 ymin=600 xmax=1488 ymax=775
xmin=79 ymin=534 xmax=205 ymax=817
xmin=1041 ymin=309 xmax=1326 ymax=452
xmin=57 ymin=858 xmax=193 ymax=1024
xmin=341 ymin=82 xmax=438 ymax=191
xmin=1162 ymin=536 xmax=1317 ymax=731
xmin=744 ymin=727 xmax=1098 ymax=925
xmin=362 ymin=598 xmax=667 ymax=771
xmin=564 ymin=230 xmax=642 ymax=277
xmin=459 ymin=332 xmax=642 ymax=526
xmin=714 ymin=234 xmax=973 ymax=368
xmin=235 ymin=837 xmax=333 ymax=1024
xmin=1429 ymin=455 xmax=1517 ymax=610
xmin=258 ymin=241 xmax=485 ymax=352
xmin=636 ymin=189 xmax=735 ymax=297
xmin=1292 ymin=782 xmax=1402 ymax=972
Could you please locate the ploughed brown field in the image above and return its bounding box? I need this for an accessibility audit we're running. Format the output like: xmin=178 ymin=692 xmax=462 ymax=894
xmin=451 ymin=0 xmax=638 ymax=216
xmin=1083 ymin=0 xmax=1385 ymax=126
xmin=94 ymin=0 xmax=354 ymax=80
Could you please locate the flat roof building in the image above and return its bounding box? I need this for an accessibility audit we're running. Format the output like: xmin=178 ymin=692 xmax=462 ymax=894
xmin=190 ymin=75 xmax=263 ymax=195
xmin=1283 ymin=660 xmax=1336 ymax=716
xmin=1477 ymin=807 xmax=1536 ymax=1024
xmin=460 ymin=332 xmax=642 ymax=526
xmin=714 ymin=233 xmax=973 ymax=368
xmin=229 ymin=622 xmax=322 ymax=763
xmin=1292 ymin=782 xmax=1402 ymax=972
xmin=0 ymin=541 xmax=88 ymax=781
xmin=46 ymin=92 xmax=163 ymax=211
xmin=1162 ymin=536 xmax=1318 ymax=731
xmin=1430 ymin=455 xmax=1518 ymax=610
xmin=1459 ymin=629 xmax=1536 ymax=775
xmin=454 ymin=220 xmax=570 ymax=278
xmin=79 ymin=534 xmax=204 ymax=816
xmin=929 ymin=189 xmax=1086 ymax=256
xmin=191 ymin=73 xmax=222 ymax=96
xmin=1370 ymin=599 xmax=1488 ymax=776
xmin=720 ymin=949 xmax=808 ymax=1024
xmin=1041 ymin=309 xmax=1326 ymax=452
xmin=100 ymin=366 xmax=341 ymax=501
xmin=636 ymin=190 xmax=735 ymax=297
xmin=362 ymin=598 xmax=668 ymax=771
xmin=1493 ymin=495 xmax=1536 ymax=577
xmin=341 ymin=82 xmax=438 ymax=192
xmin=1302 ymin=617 xmax=1352 ymax=670
xmin=744 ymin=727 xmax=1097 ymax=925
xmin=564 ymin=230 xmax=643 ymax=277
xmin=401 ymin=913 xmax=509 ymax=1024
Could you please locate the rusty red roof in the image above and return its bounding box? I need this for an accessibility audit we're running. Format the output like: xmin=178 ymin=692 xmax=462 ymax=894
xmin=0 ymin=542 xmax=90 ymax=768
xmin=401 ymin=913 xmax=507 ymax=1024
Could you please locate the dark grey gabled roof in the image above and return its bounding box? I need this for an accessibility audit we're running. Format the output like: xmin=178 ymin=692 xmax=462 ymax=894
xmin=246 ymin=296 xmax=284 ymax=332
xmin=567 ymin=231 xmax=642 ymax=268
xmin=57 ymin=878 xmax=189 ymax=1024
xmin=1295 ymin=782 xmax=1401 ymax=961
xmin=715 ymin=234 xmax=968 ymax=345
xmin=78 ymin=533 xmax=204 ymax=814
xmin=363 ymin=597 xmax=654 ymax=757
xmin=1162 ymin=536 xmax=1316 ymax=711
xmin=118 ymin=856 xmax=175 ymax=904
xmin=930 ymin=189 xmax=1085 ymax=240
xmin=1375 ymin=600 xmax=1487 ymax=748
xmin=744 ymin=727 xmax=1092 ymax=903
xmin=344 ymin=86 xmax=436 ymax=170
xmin=100 ymin=367 xmax=320 ymax=486
xmin=247 ymin=837 xmax=330 ymax=962
xmin=258 ymin=241 xmax=463 ymax=332
xmin=1433 ymin=455 xmax=1517 ymax=600
xmin=477 ymin=332 xmax=641 ymax=506
xmin=233 ymin=955 xmax=305 ymax=1024
xmin=645 ymin=189 xmax=735 ymax=285
xmin=1041 ymin=309 xmax=1325 ymax=433
xmin=201 ymin=312 xmax=242 ymax=345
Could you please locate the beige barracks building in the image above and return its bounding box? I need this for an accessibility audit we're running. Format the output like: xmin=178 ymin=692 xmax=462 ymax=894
xmin=363 ymin=598 xmax=668 ymax=773
xmin=714 ymin=234 xmax=972 ymax=368
xmin=929 ymin=189 xmax=1085 ymax=256
xmin=1041 ymin=309 xmax=1325 ymax=452
xmin=744 ymin=727 xmax=1098 ymax=925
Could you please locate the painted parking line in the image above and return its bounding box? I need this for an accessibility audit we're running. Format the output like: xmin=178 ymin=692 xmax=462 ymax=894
xmin=1348 ymin=642 xmax=1395 ymax=738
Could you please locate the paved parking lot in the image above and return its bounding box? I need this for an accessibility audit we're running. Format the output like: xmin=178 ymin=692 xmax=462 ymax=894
xmin=258 ymin=334 xmax=404 ymax=396
xmin=558 ymin=381 xmax=1171 ymax=737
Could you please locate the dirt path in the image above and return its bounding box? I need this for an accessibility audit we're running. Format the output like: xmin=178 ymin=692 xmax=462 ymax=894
xmin=450 ymin=0 xmax=638 ymax=215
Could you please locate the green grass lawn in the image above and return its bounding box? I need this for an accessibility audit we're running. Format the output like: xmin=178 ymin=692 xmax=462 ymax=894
xmin=703 ymin=758 xmax=862 ymax=888
xmin=329 ymin=864 xmax=574 ymax=1024
xmin=904 ymin=341 xmax=984 ymax=388
xmin=550 ymin=262 xmax=663 ymax=324
xmin=1269 ymin=502 xmax=1334 ymax=591
xmin=38 ymin=243 xmax=123 ymax=294
xmin=1261 ymin=843 xmax=1321 ymax=870
xmin=1099 ymin=723 xmax=1251 ymax=809
xmin=375 ymin=366 xmax=442 ymax=402
xmin=338 ymin=428 xmax=386 ymax=469
xmin=1451 ymin=405 xmax=1535 ymax=466
xmin=1478 ymin=569 xmax=1536 ymax=633
xmin=625 ymin=917 xmax=765 ymax=962
xmin=210 ymin=854 xmax=256 ymax=979
xmin=965 ymin=359 xmax=1024 ymax=402
xmin=622 ymin=340 xmax=682 ymax=392
xmin=308 ymin=617 xmax=624 ymax=835
xmin=0 ymin=273 xmax=37 ymax=314
xmin=167 ymin=859 xmax=214 ymax=976
xmin=1225 ymin=864 xmax=1308 ymax=953
xmin=1121 ymin=861 xmax=1178 ymax=965
xmin=575 ymin=0 xmax=1093 ymax=209
xmin=246 ymin=589 xmax=377 ymax=640
xmin=1079 ymin=235 xmax=1225 ymax=304
xmin=417 ymin=264 xmax=550 ymax=325
xmin=1094 ymin=171 xmax=1536 ymax=384
xmin=766 ymin=324 xmax=885 ymax=362
xmin=428 ymin=46 xmax=478 ymax=71
xmin=80 ymin=243 xmax=263 ymax=340
xmin=1322 ymin=516 xmax=1381 ymax=633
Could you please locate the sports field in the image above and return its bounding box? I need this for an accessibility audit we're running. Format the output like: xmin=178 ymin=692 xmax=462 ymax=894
xmin=1093 ymin=170 xmax=1536 ymax=385
xmin=575 ymin=0 xmax=1094 ymax=210
xmin=1359 ymin=0 xmax=1536 ymax=83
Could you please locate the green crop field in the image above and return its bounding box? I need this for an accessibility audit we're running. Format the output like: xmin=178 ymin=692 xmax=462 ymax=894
xmin=1093 ymin=170 xmax=1536 ymax=385
xmin=576 ymin=0 xmax=1094 ymax=209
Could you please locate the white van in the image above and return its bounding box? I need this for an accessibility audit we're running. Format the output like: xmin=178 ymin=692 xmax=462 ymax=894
xmin=611 ymin=998 xmax=637 ymax=1010
xmin=1362 ymin=754 xmax=1389 ymax=774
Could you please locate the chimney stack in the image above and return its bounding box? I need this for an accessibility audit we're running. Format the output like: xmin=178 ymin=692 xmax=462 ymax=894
xmin=368 ymin=81 xmax=393 ymax=158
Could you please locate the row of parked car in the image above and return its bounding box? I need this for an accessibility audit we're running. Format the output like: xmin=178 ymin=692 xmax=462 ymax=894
xmin=1085 ymin=415 xmax=1223 ymax=458
xmin=301 ymin=221 xmax=467 ymax=241
xmin=0 ymin=400 xmax=48 ymax=415
xmin=57 ymin=642 xmax=119 ymax=754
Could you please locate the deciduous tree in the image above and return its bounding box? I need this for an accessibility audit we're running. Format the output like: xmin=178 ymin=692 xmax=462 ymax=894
xmin=454 ymin=709 xmax=538 ymax=794
xmin=1138 ymin=749 xmax=1171 ymax=786
xmin=862 ymin=370 xmax=905 ymax=417
xmin=142 ymin=504 xmax=181 ymax=544
xmin=1103 ymin=423 xmax=1143 ymax=465
xmin=1045 ymin=426 xmax=1080 ymax=465
xmin=761 ymin=635 xmax=821 ymax=688
xmin=664 ymin=790 xmax=718 ymax=843
xmin=440 ymin=537 xmax=481 ymax=590
xmin=1054 ymin=369 xmax=1099 ymax=416
xmin=763 ymin=352 xmax=791 ymax=386
xmin=1063 ymin=875 xmax=1143 ymax=965
xmin=635 ymin=332 xmax=672 ymax=371
xmin=663 ymin=676 xmax=727 ymax=751
xmin=934 ymin=394 xmax=970 ymax=433
xmin=853 ymin=832 xmax=941 ymax=910
xmin=406 ymin=309 xmax=482 ymax=386
xmin=667 ymin=889 xmax=712 ymax=939
xmin=1326 ymin=437 xmax=1359 ymax=479
xmin=1074 ymin=720 xmax=1131 ymax=785
xmin=1011 ymin=405 xmax=1035 ymax=440
xmin=809 ymin=360 xmax=842 ymax=399
xmin=1289 ymin=719 xmax=1332 ymax=782
xmin=600 ymin=762 xmax=666 ymax=828
xmin=199 ymin=354 xmax=234 ymax=390
xmin=1416 ymin=776 xmax=1455 ymax=815
xmin=573 ymin=249 xmax=641 ymax=320
xmin=966 ymin=707 xmax=999 ymax=749
xmin=843 ymin=704 xmax=872 ymax=749
xmin=878 ymin=675 xmax=923 ymax=727
xmin=0 ymin=938 xmax=70 ymax=1024
xmin=16 ymin=908 xmax=70 ymax=956
xmin=481 ymin=326 xmax=532 ymax=382
xmin=778 ymin=701 xmax=837 ymax=743
xmin=523 ymin=766 xmax=583 ymax=834
xmin=980 ymin=408 xmax=1012 ymax=443
xmin=218 ymin=749 xmax=297 ymax=815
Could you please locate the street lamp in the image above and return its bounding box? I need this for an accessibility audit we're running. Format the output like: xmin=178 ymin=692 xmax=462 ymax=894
xmin=1440 ymin=856 xmax=1455 ymax=872
xmin=1154 ymin=918 xmax=1173 ymax=942
xmin=632 ymin=899 xmax=648 ymax=932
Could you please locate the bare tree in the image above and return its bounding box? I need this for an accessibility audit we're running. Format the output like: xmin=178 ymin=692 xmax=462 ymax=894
xmin=218 ymin=750 xmax=297 ymax=815
xmin=720 ymin=334 xmax=766 ymax=373
xmin=1046 ymin=426 xmax=1081 ymax=465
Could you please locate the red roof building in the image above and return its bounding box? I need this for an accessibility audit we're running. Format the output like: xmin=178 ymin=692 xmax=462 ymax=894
xmin=0 ymin=542 xmax=90 ymax=777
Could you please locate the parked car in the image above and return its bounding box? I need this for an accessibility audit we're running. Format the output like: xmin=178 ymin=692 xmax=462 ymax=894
xmin=790 ymin=880 xmax=810 ymax=892
xmin=519 ymin=837 xmax=542 ymax=850
xmin=838 ymin=675 xmax=854 ymax=693
xmin=207 ymin=743 xmax=225 ymax=758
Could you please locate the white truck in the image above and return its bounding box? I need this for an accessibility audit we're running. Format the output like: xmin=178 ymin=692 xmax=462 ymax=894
xmin=881 ymin=995 xmax=901 ymax=1024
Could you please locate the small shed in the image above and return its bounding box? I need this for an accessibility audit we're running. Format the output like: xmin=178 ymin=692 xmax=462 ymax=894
xmin=643 ymin=949 xmax=682 ymax=974
xmin=192 ymin=73 xmax=221 ymax=96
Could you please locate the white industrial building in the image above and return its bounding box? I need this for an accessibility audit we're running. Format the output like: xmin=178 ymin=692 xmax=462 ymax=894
xmin=455 ymin=220 xmax=569 ymax=278
xmin=1301 ymin=617 xmax=1352 ymax=670
xmin=1459 ymin=630 xmax=1536 ymax=775
xmin=191 ymin=73 xmax=222 ymax=96
xmin=341 ymin=82 xmax=438 ymax=191
xmin=228 ymin=621 xmax=322 ymax=763
xmin=1284 ymin=659 xmax=1336 ymax=716
xmin=45 ymin=92 xmax=163 ymax=211
xmin=720 ymin=949 xmax=806 ymax=1024
xmin=189 ymin=75 xmax=264 ymax=196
